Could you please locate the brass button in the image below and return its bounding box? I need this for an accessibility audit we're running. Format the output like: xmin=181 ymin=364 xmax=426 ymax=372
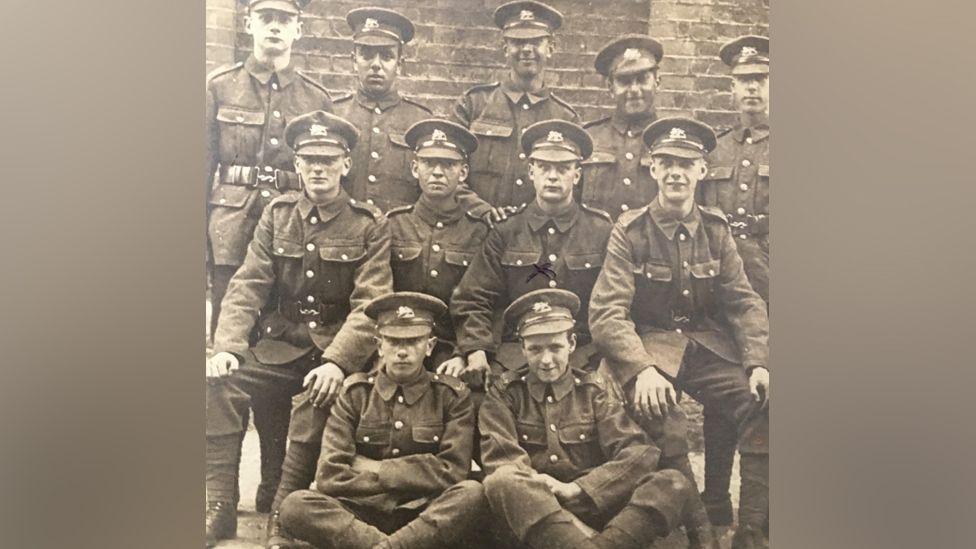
xmin=269 ymin=138 xmax=279 ymax=146
xmin=362 ymin=435 xmax=370 ymax=442
xmin=516 ymin=259 xmax=523 ymax=266
xmin=623 ymin=177 xmax=631 ymax=186
xmin=584 ymin=262 xmax=592 ymax=268
xmin=305 ymin=270 xmax=315 ymax=278
xmin=737 ymin=207 xmax=746 ymax=215
xmin=522 ymin=434 xmax=529 ymax=441
xmin=367 ymin=376 xmax=374 ymax=382
xmin=679 ymin=233 xmax=687 ymax=241
xmin=739 ymin=234 xmax=748 ymax=240
xmin=261 ymin=190 xmax=271 ymax=198
xmin=341 ymin=254 xmax=349 ymax=260
xmin=518 ymin=153 xmax=526 ymax=160
xmin=219 ymin=198 xmax=226 ymax=204
xmin=741 ymin=159 xmax=751 ymax=167
xmin=621 ymin=204 xmax=629 ymax=211
xmin=709 ymin=269 xmax=716 ymax=276
xmin=548 ymin=280 xmax=557 ymax=288
xmin=276 ymin=247 xmax=285 ymax=253
xmin=430 ymin=269 xmax=439 ymax=277
xmin=264 ymin=166 xmax=274 ymax=173
xmin=682 ymin=289 xmax=690 ymax=296
xmin=546 ymin=395 xmax=554 ymax=403
xmin=683 ymin=260 xmax=690 ymax=268
xmin=579 ymin=434 xmax=586 ymax=440
xmin=548 ymin=254 xmax=557 ymax=262
xmin=368 ymin=175 xmax=377 ymax=182
xmin=548 ymin=227 xmax=556 ymax=235
xmin=306 ymin=243 xmax=315 ymax=251
xmin=462 ymin=260 xmax=469 ymax=266
xmin=391 ymin=448 xmax=400 ymax=456
xmin=522 ymin=103 xmax=530 ymax=110
xmin=625 ymin=152 xmax=634 ymax=160
xmin=745 ymin=137 xmax=753 ymax=144
xmin=515 ymin=178 xmax=523 ymax=186
xmin=271 ymin=82 xmax=278 ymax=90
xmin=394 ymin=421 xmax=404 ymax=429
xmin=740 ymin=184 xmax=749 ymax=191
xmin=372 ymin=127 xmax=380 ymax=134
xmin=549 ymin=454 xmax=558 ymax=462
xmin=308 ymin=321 xmax=317 ymax=329
xmin=549 ymin=424 xmax=556 ymax=432
xmin=374 ymin=107 xmax=382 ymax=115
xmin=273 ymin=110 xmax=281 ymax=118
xmin=397 ymin=395 xmax=404 ymax=403
xmin=436 ymin=222 xmax=444 ymax=229
xmin=432 ymin=435 xmax=439 ymax=442
xmin=370 ymin=151 xmax=379 ymax=159
xmin=306 ymin=295 xmax=315 ymax=303
xmin=627 ymin=130 xmax=634 ymax=137
xmin=366 ymin=199 xmax=374 ymax=205
xmin=432 ymin=244 xmax=441 ymax=252
xmin=675 ymin=328 xmax=683 ymax=334
xmin=310 ymin=217 xmax=318 ymax=224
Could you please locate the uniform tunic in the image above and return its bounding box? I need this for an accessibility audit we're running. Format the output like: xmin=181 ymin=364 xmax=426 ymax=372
xmin=451 ymin=201 xmax=612 ymax=359
xmin=206 ymin=55 xmax=333 ymax=267
xmin=698 ymin=123 xmax=770 ymax=302
xmin=580 ymin=113 xmax=659 ymax=219
xmin=452 ymin=81 xmax=579 ymax=208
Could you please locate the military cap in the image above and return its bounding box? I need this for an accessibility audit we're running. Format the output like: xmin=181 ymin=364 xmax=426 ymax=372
xmin=719 ymin=35 xmax=769 ymax=76
xmin=493 ymin=1 xmax=563 ymax=39
xmin=521 ymin=119 xmax=593 ymax=162
xmin=241 ymin=0 xmax=309 ymax=15
xmin=504 ymin=289 xmax=580 ymax=338
xmin=642 ymin=116 xmax=717 ymax=159
xmin=365 ymin=292 xmax=448 ymax=338
xmin=404 ymin=119 xmax=478 ymax=162
xmin=594 ymin=34 xmax=664 ymax=78
xmin=284 ymin=110 xmax=359 ymax=156
xmin=346 ymin=7 xmax=415 ymax=46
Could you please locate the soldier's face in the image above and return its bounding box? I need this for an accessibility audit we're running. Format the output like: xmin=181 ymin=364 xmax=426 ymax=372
xmin=412 ymin=157 xmax=469 ymax=200
xmin=503 ymin=37 xmax=553 ymax=78
xmin=529 ymin=159 xmax=580 ymax=206
xmin=376 ymin=334 xmax=436 ymax=383
xmin=353 ymin=45 xmax=401 ymax=96
xmin=650 ymin=154 xmax=708 ymax=207
xmin=609 ymin=70 xmax=658 ymax=118
xmin=732 ymin=73 xmax=769 ymax=115
xmin=295 ymin=153 xmax=351 ymax=204
xmin=522 ymin=331 xmax=576 ymax=384
xmin=245 ymin=9 xmax=302 ymax=56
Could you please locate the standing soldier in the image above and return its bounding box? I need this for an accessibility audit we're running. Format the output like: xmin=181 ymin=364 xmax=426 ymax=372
xmin=582 ymin=35 xmax=664 ymax=220
xmin=451 ymin=120 xmax=611 ymax=385
xmin=589 ymin=117 xmax=771 ymax=549
xmin=696 ymin=34 xmax=771 ymax=538
xmin=278 ymin=292 xmax=487 ymax=549
xmin=335 ymin=7 xmax=495 ymax=219
xmin=452 ymin=0 xmax=580 ymax=208
xmin=387 ymin=119 xmax=489 ymax=375
xmin=205 ymin=111 xmax=392 ymax=547
xmin=205 ymin=0 xmax=332 ymax=513
xmin=479 ymin=289 xmax=695 ymax=549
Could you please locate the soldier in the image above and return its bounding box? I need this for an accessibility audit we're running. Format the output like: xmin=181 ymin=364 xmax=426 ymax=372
xmin=335 ymin=7 xmax=497 ymax=220
xmin=479 ymin=289 xmax=696 ymax=549
xmin=387 ymin=119 xmax=489 ymax=375
xmin=278 ymin=292 xmax=486 ymax=549
xmin=451 ymin=120 xmax=611 ymax=386
xmin=589 ymin=117 xmax=771 ymax=549
xmin=205 ymin=110 xmax=392 ymax=547
xmin=696 ymin=35 xmax=771 ymax=536
xmin=205 ymin=0 xmax=332 ymax=512
xmin=452 ymin=0 xmax=580 ymax=208
xmin=582 ymin=35 xmax=665 ymax=219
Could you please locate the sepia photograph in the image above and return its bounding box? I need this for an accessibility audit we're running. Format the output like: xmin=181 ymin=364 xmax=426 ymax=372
xmin=204 ymin=1 xmax=770 ymax=547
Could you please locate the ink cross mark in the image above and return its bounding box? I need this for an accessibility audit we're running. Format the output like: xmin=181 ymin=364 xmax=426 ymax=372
xmin=526 ymin=261 xmax=556 ymax=283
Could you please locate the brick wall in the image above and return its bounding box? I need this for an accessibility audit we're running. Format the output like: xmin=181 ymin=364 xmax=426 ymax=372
xmin=205 ymin=0 xmax=767 ymax=127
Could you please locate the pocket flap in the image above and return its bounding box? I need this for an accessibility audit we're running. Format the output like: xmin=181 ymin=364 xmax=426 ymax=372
xmin=470 ymin=120 xmax=514 ymax=138
xmin=581 ymin=151 xmax=616 ymax=165
xmin=443 ymin=250 xmax=475 ymax=267
xmin=758 ymin=164 xmax=770 ymax=177
xmin=389 ymin=133 xmax=409 ymax=148
xmin=271 ymin=238 xmax=304 ymax=258
xmin=500 ymin=250 xmax=540 ymax=267
xmin=318 ymin=242 xmax=367 ymax=262
xmin=638 ymin=262 xmax=673 ymax=282
xmin=516 ymin=421 xmax=546 ymax=445
xmin=392 ymin=244 xmax=423 ymax=261
xmin=563 ymin=252 xmax=603 ymax=270
xmin=355 ymin=425 xmax=390 ymax=445
xmin=705 ymin=166 xmax=734 ymax=181
xmin=411 ymin=424 xmax=445 ymax=444
xmin=558 ymin=423 xmax=598 ymax=444
xmin=209 ymin=184 xmax=253 ymax=208
xmin=690 ymin=259 xmax=721 ymax=279
xmin=216 ymin=106 xmax=266 ymax=125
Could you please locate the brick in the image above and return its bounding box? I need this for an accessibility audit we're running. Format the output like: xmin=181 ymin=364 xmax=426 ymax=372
xmin=660 ymin=74 xmax=696 ymax=91
xmin=695 ymin=75 xmax=730 ymax=92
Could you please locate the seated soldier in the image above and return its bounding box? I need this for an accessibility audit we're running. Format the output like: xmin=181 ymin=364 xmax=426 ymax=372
xmin=278 ymin=292 xmax=486 ymax=549
xmin=479 ymin=288 xmax=697 ymax=549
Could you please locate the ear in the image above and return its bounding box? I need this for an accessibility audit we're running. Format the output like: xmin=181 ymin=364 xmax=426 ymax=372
xmin=543 ymin=38 xmax=555 ymax=58
xmin=571 ymin=164 xmax=582 ymax=186
xmin=373 ymin=336 xmax=384 ymax=356
xmin=425 ymin=336 xmax=438 ymax=357
xmin=649 ymin=161 xmax=659 ymax=180
xmin=697 ymin=160 xmax=708 ymax=178
xmin=243 ymin=14 xmax=253 ymax=35
xmin=410 ymin=159 xmax=420 ymax=181
xmin=293 ymin=156 xmax=301 ymax=172
xmin=567 ymin=332 xmax=577 ymax=354
xmin=295 ymin=20 xmax=304 ymax=40
xmin=341 ymin=155 xmax=353 ymax=177
xmin=458 ymin=163 xmax=470 ymax=183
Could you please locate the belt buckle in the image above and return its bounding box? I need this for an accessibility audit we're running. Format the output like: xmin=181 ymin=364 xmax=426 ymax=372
xmin=296 ymin=301 xmax=319 ymax=318
xmin=255 ymin=168 xmax=276 ymax=188
xmin=672 ymin=313 xmax=691 ymax=328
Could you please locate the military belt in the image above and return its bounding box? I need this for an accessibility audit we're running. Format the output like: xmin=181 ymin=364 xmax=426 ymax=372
xmin=725 ymin=212 xmax=768 ymax=237
xmin=280 ymin=300 xmax=351 ymax=325
xmin=219 ymin=164 xmax=302 ymax=191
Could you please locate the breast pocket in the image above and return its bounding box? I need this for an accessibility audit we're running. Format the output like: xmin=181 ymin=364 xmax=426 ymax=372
xmin=689 ymin=259 xmax=720 ymax=311
xmin=216 ymin=106 xmax=266 ymax=155
xmin=700 ymin=165 xmax=735 ymax=206
xmin=558 ymin=422 xmax=602 ymax=464
xmin=355 ymin=424 xmax=391 ymax=459
xmin=314 ymin=240 xmax=367 ymax=304
xmin=516 ymin=421 xmax=546 ymax=448
xmin=391 ymin=243 xmax=423 ymax=291
xmin=756 ymin=164 xmax=770 ymax=213
xmin=469 ymin=121 xmax=514 ymax=197
xmin=381 ymin=133 xmax=421 ymax=209
xmin=411 ymin=423 xmax=445 ymax=452
xmin=632 ymin=262 xmax=674 ymax=325
xmin=581 ymin=151 xmax=618 ymax=204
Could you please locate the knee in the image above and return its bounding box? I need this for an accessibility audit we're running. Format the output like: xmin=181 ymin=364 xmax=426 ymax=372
xmin=278 ymin=489 xmax=324 ymax=533
xmin=639 ymin=469 xmax=691 ymax=500
xmin=452 ymin=479 xmax=488 ymax=511
xmin=482 ymin=467 xmax=521 ymax=504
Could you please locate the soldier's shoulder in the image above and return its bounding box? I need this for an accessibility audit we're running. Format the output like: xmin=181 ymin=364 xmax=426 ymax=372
xmin=385 ymin=204 xmax=415 ymax=219
xmin=347 ymin=198 xmax=384 ymax=221
xmin=579 ymin=203 xmax=613 ymax=224
xmin=582 ymin=115 xmax=611 ymax=130
xmin=491 ymin=203 xmax=530 ymax=232
xmin=574 ymin=368 xmax=608 ymax=389
xmin=296 ymin=70 xmax=331 ymax=97
xmin=494 ymin=366 xmax=529 ymax=391
xmin=206 ymin=61 xmax=244 ymax=83
xmin=332 ymin=91 xmax=354 ymax=103
xmin=342 ymin=372 xmax=375 ymax=393
xmin=431 ymin=373 xmax=470 ymax=396
xmin=698 ymin=204 xmax=729 ymax=224
xmin=463 ymin=209 xmax=492 ymax=227
xmin=401 ymin=95 xmax=433 ymax=114
xmin=714 ymin=125 xmax=735 ymax=139
xmin=549 ymin=91 xmax=579 ymax=117
xmin=463 ymin=82 xmax=501 ymax=96
xmin=269 ymin=193 xmax=301 ymax=207
xmin=617 ymin=206 xmax=649 ymax=228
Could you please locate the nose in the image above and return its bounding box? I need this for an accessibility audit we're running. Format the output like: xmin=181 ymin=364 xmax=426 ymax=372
xmin=395 ymin=347 xmax=409 ymax=359
xmin=369 ymin=55 xmax=382 ymax=69
xmin=431 ymin=163 xmax=444 ymax=175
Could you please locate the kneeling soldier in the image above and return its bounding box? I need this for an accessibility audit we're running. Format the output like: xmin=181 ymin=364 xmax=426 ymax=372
xmin=479 ymin=289 xmax=696 ymax=549
xmin=279 ymin=292 xmax=486 ymax=549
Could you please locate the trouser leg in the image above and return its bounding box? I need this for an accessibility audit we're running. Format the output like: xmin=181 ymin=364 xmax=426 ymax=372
xmin=271 ymin=392 xmax=332 ymax=510
xmin=279 ymin=490 xmax=387 ymax=549
xmin=702 ymin=405 xmax=737 ymax=525
xmin=208 ymin=264 xmax=237 ymax=344
xmin=377 ymin=480 xmax=488 ymax=549
xmin=483 ymin=466 xmax=571 ymax=545
xmin=253 ymin=391 xmax=290 ymax=513
xmin=659 ymin=454 xmax=719 ymax=548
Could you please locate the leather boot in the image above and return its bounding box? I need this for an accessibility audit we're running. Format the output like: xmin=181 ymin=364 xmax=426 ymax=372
xmin=731 ymin=524 xmax=768 ymax=549
xmin=523 ymin=510 xmax=593 ymax=549
xmin=733 ymin=454 xmax=769 ymax=548
xmin=376 ymin=519 xmax=439 ymax=549
xmin=333 ymin=519 xmax=387 ymax=549
xmin=265 ymin=509 xmax=294 ymax=549
xmin=686 ymin=525 xmax=721 ymax=549
xmin=591 ymin=469 xmax=693 ymax=549
xmin=702 ymin=407 xmax=737 ymax=526
xmin=205 ymin=501 xmax=236 ymax=547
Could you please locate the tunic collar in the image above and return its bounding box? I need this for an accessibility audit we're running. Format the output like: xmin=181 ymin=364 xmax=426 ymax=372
xmin=374 ymin=367 xmax=432 ymax=405
xmin=245 ymin=54 xmax=297 ymax=88
xmin=647 ymin=199 xmax=701 ymax=241
xmin=356 ymin=87 xmax=402 ymax=112
xmin=414 ymin=195 xmax=465 ymax=227
xmin=297 ymin=188 xmax=350 ymax=225
xmin=526 ymin=367 xmax=576 ymax=403
xmin=501 ymin=79 xmax=552 ymax=106
xmin=610 ymin=111 xmax=656 ymax=137
xmin=525 ymin=200 xmax=580 ymax=233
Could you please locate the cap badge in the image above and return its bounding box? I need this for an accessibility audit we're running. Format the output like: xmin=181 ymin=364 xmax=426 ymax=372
xmin=364 ymin=18 xmax=380 ymax=30
xmin=622 ymin=48 xmax=642 ymax=61
xmin=310 ymin=124 xmax=329 ymax=137
xmin=740 ymin=46 xmax=759 ymax=58
xmin=431 ymin=129 xmax=448 ymax=142
xmin=668 ymin=127 xmax=687 ymax=140
xmin=396 ymin=306 xmax=415 ymax=319
xmin=546 ymin=131 xmax=564 ymax=143
xmin=520 ymin=9 xmax=535 ymax=20
xmin=532 ymin=301 xmax=552 ymax=314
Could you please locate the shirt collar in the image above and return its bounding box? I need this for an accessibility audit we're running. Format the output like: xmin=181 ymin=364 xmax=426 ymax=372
xmin=356 ymin=86 xmax=402 ymax=111
xmin=525 ymin=200 xmax=580 ymax=233
xmin=733 ymin=116 xmax=770 ymax=144
xmin=526 ymin=367 xmax=577 ymax=403
xmin=414 ymin=195 xmax=465 ymax=227
xmin=374 ymin=367 xmax=432 ymax=405
xmin=647 ymin=199 xmax=701 ymax=241
xmin=297 ymin=188 xmax=350 ymax=225
xmin=501 ymin=80 xmax=551 ymax=106
xmin=245 ymin=54 xmax=297 ymax=88
xmin=611 ymin=111 xmax=656 ymax=136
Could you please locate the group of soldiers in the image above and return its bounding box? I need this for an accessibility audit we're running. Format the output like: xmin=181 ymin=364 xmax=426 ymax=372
xmin=205 ymin=1 xmax=771 ymax=548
